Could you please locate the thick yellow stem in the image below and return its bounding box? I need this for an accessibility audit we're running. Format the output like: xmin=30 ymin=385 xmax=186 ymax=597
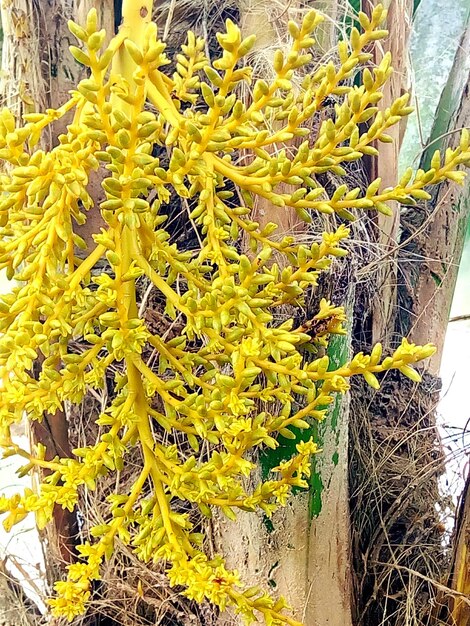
xmin=110 ymin=0 xmax=154 ymax=115
xmin=122 ymin=0 xmax=153 ymax=29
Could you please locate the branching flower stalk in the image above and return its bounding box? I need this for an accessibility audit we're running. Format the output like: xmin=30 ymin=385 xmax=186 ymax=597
xmin=0 ymin=2 xmax=468 ymax=624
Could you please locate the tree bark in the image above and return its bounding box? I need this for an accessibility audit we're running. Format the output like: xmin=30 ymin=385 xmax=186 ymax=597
xmin=444 ymin=475 xmax=470 ymax=625
xmin=366 ymin=0 xmax=413 ymax=345
xmin=213 ymin=3 xmax=357 ymax=625
xmin=350 ymin=15 xmax=470 ymax=626
xmin=402 ymin=22 xmax=470 ymax=374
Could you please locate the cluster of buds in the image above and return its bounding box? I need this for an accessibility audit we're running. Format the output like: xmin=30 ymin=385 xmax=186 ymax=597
xmin=0 ymin=4 xmax=467 ymax=625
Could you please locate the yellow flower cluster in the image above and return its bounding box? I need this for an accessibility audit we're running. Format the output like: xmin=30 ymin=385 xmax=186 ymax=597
xmin=0 ymin=4 xmax=467 ymax=625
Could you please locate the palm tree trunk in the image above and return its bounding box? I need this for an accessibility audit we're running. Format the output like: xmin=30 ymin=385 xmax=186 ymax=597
xmin=366 ymin=0 xmax=414 ymax=344
xmin=213 ymin=3 xmax=357 ymax=625
xmin=403 ymin=21 xmax=470 ymax=371
xmin=350 ymin=9 xmax=470 ymax=624
xmin=445 ymin=475 xmax=470 ymax=624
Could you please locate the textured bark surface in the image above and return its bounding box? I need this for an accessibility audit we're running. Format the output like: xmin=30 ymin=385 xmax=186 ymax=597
xmin=402 ymin=25 xmax=470 ymax=374
xmin=0 ymin=0 xmax=86 ymax=127
xmin=350 ymin=19 xmax=470 ymax=626
xmin=0 ymin=0 xmax=47 ymax=115
xmin=445 ymin=476 xmax=470 ymax=625
xmin=214 ymin=490 xmax=310 ymax=626
xmin=304 ymin=363 xmax=353 ymax=626
xmin=349 ymin=371 xmax=445 ymax=625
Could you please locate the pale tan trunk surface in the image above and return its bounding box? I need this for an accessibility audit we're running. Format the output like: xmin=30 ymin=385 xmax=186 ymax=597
xmin=213 ymin=3 xmax=354 ymax=624
xmin=407 ymin=26 xmax=470 ymax=375
xmin=368 ymin=0 xmax=413 ymax=345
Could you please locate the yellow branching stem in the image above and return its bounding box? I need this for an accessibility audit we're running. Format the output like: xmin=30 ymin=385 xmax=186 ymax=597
xmin=0 ymin=3 xmax=468 ymax=625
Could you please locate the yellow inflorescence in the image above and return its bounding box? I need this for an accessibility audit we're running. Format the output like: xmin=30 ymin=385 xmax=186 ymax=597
xmin=0 ymin=5 xmax=467 ymax=625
